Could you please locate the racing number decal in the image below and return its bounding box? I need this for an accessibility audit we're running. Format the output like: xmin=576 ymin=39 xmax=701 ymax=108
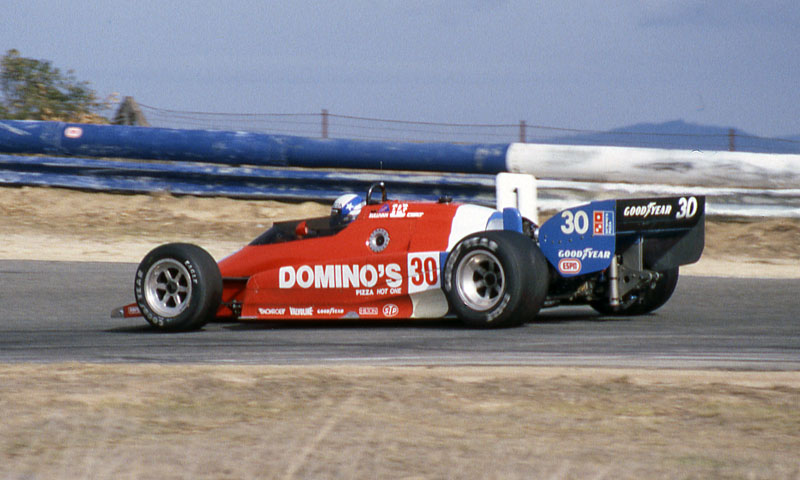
xmin=560 ymin=210 xmax=589 ymax=235
xmin=410 ymin=257 xmax=437 ymax=286
xmin=408 ymin=252 xmax=440 ymax=294
xmin=676 ymin=196 xmax=698 ymax=219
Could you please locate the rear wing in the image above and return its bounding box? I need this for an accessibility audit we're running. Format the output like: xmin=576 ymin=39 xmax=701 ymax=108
xmin=538 ymin=196 xmax=705 ymax=277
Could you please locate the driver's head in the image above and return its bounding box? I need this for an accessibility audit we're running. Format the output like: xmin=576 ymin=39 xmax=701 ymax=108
xmin=331 ymin=194 xmax=364 ymax=224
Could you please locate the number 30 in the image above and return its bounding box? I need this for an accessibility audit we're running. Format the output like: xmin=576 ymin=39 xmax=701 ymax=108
xmin=677 ymin=196 xmax=698 ymax=219
xmin=561 ymin=210 xmax=589 ymax=235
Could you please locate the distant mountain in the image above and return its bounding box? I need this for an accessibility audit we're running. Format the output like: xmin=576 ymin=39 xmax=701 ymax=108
xmin=540 ymin=120 xmax=800 ymax=154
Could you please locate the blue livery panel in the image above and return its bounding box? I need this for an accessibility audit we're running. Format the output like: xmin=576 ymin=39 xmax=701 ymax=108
xmin=538 ymin=200 xmax=616 ymax=278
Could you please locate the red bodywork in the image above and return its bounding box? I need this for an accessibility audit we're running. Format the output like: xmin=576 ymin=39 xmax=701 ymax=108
xmin=115 ymin=199 xmax=497 ymax=322
xmin=175 ymin=198 xmax=483 ymax=322
xmin=218 ymin=200 xmax=461 ymax=321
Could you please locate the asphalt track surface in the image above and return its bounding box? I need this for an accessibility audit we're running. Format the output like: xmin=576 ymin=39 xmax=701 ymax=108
xmin=1 ymin=260 xmax=798 ymax=369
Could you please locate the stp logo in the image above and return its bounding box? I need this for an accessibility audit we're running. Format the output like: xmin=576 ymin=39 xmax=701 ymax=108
xmin=558 ymin=258 xmax=582 ymax=275
xmin=382 ymin=304 xmax=399 ymax=317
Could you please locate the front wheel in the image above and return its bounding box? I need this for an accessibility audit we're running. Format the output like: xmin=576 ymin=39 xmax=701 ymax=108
xmin=443 ymin=231 xmax=548 ymax=328
xmin=591 ymin=267 xmax=679 ymax=316
xmin=134 ymin=243 xmax=222 ymax=331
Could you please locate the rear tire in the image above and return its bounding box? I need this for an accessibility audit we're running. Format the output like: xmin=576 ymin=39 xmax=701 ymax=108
xmin=443 ymin=231 xmax=548 ymax=328
xmin=135 ymin=243 xmax=222 ymax=331
xmin=591 ymin=267 xmax=679 ymax=316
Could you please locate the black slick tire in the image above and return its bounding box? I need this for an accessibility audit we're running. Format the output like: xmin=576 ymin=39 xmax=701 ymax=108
xmin=443 ymin=231 xmax=548 ymax=328
xmin=134 ymin=243 xmax=222 ymax=331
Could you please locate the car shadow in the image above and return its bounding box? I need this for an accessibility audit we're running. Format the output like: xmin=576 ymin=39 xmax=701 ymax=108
xmin=105 ymin=309 xmax=644 ymax=334
xmin=104 ymin=324 xmax=215 ymax=334
xmin=221 ymin=317 xmax=464 ymax=332
xmin=532 ymin=307 xmax=642 ymax=324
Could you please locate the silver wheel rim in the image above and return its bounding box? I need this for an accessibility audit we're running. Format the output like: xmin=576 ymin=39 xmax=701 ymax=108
xmin=455 ymin=250 xmax=505 ymax=311
xmin=144 ymin=259 xmax=192 ymax=318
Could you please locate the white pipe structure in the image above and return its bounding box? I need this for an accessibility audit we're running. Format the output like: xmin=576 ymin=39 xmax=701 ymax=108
xmin=505 ymin=143 xmax=800 ymax=190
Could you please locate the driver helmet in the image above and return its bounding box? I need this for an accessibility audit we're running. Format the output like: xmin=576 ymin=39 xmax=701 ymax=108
xmin=331 ymin=194 xmax=365 ymax=224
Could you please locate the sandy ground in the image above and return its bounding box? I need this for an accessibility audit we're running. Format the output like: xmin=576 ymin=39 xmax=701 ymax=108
xmin=0 ymin=185 xmax=798 ymax=278
xmin=1 ymin=365 xmax=798 ymax=480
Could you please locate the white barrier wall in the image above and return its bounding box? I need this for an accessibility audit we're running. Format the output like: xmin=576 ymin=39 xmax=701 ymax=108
xmin=505 ymin=143 xmax=800 ymax=189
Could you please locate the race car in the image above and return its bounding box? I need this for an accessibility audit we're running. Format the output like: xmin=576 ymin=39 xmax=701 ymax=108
xmin=112 ymin=181 xmax=705 ymax=331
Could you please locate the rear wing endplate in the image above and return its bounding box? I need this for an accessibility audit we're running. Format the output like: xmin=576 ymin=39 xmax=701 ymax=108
xmin=538 ymin=196 xmax=705 ymax=277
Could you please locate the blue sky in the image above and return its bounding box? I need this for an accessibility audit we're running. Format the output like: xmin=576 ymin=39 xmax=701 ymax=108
xmin=3 ymin=0 xmax=799 ymax=136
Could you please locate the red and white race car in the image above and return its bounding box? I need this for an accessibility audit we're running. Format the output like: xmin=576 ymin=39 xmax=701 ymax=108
xmin=113 ymin=182 xmax=705 ymax=331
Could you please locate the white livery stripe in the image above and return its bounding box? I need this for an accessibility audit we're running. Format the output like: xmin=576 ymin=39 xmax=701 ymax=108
xmin=446 ymin=204 xmax=495 ymax=252
xmin=409 ymin=289 xmax=449 ymax=318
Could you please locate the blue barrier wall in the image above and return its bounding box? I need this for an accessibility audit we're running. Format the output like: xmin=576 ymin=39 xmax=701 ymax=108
xmin=0 ymin=120 xmax=509 ymax=174
xmin=0 ymin=154 xmax=496 ymax=204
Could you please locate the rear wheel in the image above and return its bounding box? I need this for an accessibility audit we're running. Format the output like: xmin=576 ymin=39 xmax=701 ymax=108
xmin=135 ymin=243 xmax=222 ymax=331
xmin=444 ymin=231 xmax=548 ymax=328
xmin=591 ymin=267 xmax=679 ymax=316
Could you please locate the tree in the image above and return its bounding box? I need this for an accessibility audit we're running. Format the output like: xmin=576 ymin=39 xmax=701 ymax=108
xmin=0 ymin=49 xmax=107 ymax=123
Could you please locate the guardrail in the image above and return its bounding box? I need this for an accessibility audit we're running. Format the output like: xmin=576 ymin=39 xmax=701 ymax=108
xmin=0 ymin=154 xmax=497 ymax=204
xmin=2 ymin=154 xmax=797 ymax=218
xmin=1 ymin=120 xmax=799 ymax=217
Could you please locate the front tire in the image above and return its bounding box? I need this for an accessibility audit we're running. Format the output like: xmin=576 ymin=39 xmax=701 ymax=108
xmin=443 ymin=231 xmax=548 ymax=328
xmin=135 ymin=243 xmax=222 ymax=331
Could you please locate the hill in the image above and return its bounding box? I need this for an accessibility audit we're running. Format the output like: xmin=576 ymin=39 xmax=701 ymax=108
xmin=542 ymin=120 xmax=800 ymax=154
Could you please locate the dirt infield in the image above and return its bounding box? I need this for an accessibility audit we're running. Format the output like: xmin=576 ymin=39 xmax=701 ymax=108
xmin=1 ymin=365 xmax=798 ymax=480
xmin=1 ymin=186 xmax=798 ymax=277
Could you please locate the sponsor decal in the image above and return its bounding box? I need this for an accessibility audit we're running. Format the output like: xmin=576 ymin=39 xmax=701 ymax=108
xmin=316 ymin=307 xmax=344 ymax=315
xmin=623 ymin=202 xmax=673 ymax=219
xmin=258 ymin=307 xmax=286 ymax=316
xmin=289 ymin=306 xmax=313 ymax=316
xmin=64 ymin=126 xmax=83 ymax=139
xmin=279 ymin=263 xmax=402 ymax=289
xmin=616 ymin=197 xmax=702 ymax=232
xmin=368 ymin=203 xmax=423 ymax=219
xmin=359 ymin=306 xmax=379 ymax=316
xmin=557 ymin=248 xmax=611 ymax=260
xmin=558 ymin=258 xmax=582 ymax=275
xmin=127 ymin=305 xmax=141 ymax=316
xmin=382 ymin=304 xmax=399 ymax=317
xmin=593 ymin=210 xmax=615 ymax=236
xmin=390 ymin=203 xmax=408 ymax=218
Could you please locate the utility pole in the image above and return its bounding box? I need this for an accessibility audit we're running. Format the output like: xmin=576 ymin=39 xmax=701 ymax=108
xmin=728 ymin=128 xmax=735 ymax=152
xmin=519 ymin=120 xmax=527 ymax=143
xmin=322 ymin=109 xmax=329 ymax=139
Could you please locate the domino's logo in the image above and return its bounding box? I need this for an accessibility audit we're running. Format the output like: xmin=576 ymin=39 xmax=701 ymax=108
xmin=593 ymin=210 xmax=615 ymax=236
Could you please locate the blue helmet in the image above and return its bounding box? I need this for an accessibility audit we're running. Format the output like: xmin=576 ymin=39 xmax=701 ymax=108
xmin=331 ymin=194 xmax=365 ymax=223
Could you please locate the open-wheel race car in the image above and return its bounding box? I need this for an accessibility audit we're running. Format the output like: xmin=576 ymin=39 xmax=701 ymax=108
xmin=112 ymin=178 xmax=705 ymax=331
